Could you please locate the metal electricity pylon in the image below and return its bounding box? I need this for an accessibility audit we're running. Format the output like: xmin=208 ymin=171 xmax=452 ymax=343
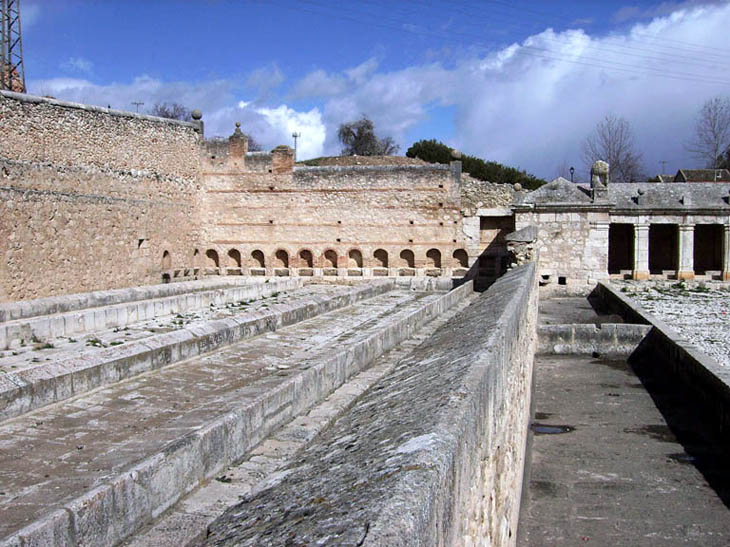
xmin=1 ymin=0 xmax=26 ymax=92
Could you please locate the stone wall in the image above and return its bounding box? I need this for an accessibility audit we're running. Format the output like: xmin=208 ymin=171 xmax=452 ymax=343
xmin=515 ymin=208 xmax=609 ymax=288
xmin=0 ymin=92 xmax=203 ymax=301
xmin=201 ymin=137 xmax=477 ymax=278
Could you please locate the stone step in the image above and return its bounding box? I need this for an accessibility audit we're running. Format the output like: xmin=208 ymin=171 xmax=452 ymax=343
xmin=123 ymin=287 xmax=478 ymax=546
xmin=0 ymin=282 xmax=472 ymax=547
xmin=0 ymin=277 xmax=284 ymax=325
xmin=0 ymin=277 xmax=302 ymax=350
xmin=0 ymin=282 xmax=392 ymax=421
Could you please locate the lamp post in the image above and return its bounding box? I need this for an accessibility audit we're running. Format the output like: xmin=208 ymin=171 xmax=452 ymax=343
xmin=292 ymin=132 xmax=301 ymax=161
xmin=569 ymin=166 xmax=575 ymax=183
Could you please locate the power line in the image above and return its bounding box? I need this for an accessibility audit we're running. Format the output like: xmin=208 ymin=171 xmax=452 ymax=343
xmin=276 ymin=0 xmax=730 ymax=87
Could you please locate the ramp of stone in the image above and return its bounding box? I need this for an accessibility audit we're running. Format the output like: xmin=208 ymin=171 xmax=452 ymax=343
xmin=203 ymin=264 xmax=537 ymax=546
xmin=0 ymin=282 xmax=392 ymax=421
xmin=0 ymin=285 xmax=467 ymax=546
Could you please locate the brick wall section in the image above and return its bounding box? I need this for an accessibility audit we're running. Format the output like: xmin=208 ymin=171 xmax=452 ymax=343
xmin=0 ymin=92 xmax=203 ymax=301
xmin=201 ymin=140 xmax=480 ymax=273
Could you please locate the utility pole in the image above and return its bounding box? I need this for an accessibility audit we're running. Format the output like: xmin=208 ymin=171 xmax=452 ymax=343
xmin=292 ymin=131 xmax=301 ymax=161
xmin=131 ymin=101 xmax=144 ymax=113
xmin=659 ymin=160 xmax=668 ymax=173
xmin=1 ymin=0 xmax=26 ymax=92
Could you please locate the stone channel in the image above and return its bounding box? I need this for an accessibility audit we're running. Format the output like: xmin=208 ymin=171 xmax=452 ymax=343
xmin=519 ymin=294 xmax=730 ymax=546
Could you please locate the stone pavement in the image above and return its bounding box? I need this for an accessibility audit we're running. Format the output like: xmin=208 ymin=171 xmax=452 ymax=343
xmin=520 ymin=297 xmax=730 ymax=546
xmin=0 ymin=287 xmax=451 ymax=544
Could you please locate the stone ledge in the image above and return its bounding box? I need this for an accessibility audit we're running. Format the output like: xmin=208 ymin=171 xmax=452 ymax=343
xmin=0 ymin=277 xmax=290 ymax=324
xmin=0 ymin=281 xmax=393 ymax=421
xmin=538 ymin=323 xmax=651 ymax=358
xmin=0 ymin=278 xmax=302 ymax=349
xmin=0 ymin=282 xmax=473 ymax=547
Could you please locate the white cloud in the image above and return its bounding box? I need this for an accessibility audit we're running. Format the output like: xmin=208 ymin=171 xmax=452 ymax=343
xmin=22 ymin=1 xmax=730 ymax=175
xmin=245 ymin=63 xmax=285 ymax=96
xmin=60 ymin=57 xmax=94 ymax=74
xmin=290 ymin=1 xmax=730 ymax=177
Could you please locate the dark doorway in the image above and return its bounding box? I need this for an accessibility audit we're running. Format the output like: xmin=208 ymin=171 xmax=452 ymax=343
xmin=694 ymin=225 xmax=723 ymax=275
xmin=649 ymin=224 xmax=678 ymax=274
xmin=608 ymin=224 xmax=634 ymax=274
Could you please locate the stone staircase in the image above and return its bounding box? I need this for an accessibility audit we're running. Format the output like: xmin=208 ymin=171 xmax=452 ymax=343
xmin=0 ymin=279 xmax=473 ymax=546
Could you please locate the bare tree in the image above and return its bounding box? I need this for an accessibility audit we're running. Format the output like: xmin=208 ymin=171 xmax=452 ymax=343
xmin=338 ymin=116 xmax=400 ymax=156
xmin=149 ymin=102 xmax=192 ymax=121
xmin=582 ymin=114 xmax=644 ymax=182
xmin=687 ymin=96 xmax=730 ymax=168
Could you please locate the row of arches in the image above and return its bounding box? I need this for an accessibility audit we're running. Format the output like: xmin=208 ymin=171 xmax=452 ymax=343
xmin=162 ymin=248 xmax=470 ymax=270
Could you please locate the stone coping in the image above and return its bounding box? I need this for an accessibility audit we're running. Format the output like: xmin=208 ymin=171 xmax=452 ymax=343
xmin=203 ymin=265 xmax=536 ymax=545
xmin=0 ymin=281 xmax=392 ymax=421
xmin=0 ymin=282 xmax=473 ymax=547
xmin=0 ymin=90 xmax=201 ymax=131
xmin=0 ymin=277 xmax=289 ymax=324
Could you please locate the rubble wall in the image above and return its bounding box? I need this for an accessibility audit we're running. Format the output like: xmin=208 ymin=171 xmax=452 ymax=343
xmin=0 ymin=92 xmax=203 ymax=301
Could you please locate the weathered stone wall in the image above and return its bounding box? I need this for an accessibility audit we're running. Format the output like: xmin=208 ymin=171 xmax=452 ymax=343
xmin=0 ymin=92 xmax=203 ymax=301
xmin=515 ymin=208 xmax=609 ymax=287
xmin=201 ymin=140 xmax=477 ymax=277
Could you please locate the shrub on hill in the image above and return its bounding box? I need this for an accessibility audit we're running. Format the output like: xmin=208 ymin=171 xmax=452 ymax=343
xmin=406 ymin=139 xmax=545 ymax=190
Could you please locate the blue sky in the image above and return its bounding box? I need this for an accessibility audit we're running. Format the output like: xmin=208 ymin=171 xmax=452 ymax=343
xmin=20 ymin=0 xmax=730 ymax=179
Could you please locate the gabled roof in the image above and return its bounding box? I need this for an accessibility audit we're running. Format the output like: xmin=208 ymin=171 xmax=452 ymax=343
xmin=522 ymin=177 xmax=591 ymax=204
xmin=675 ymin=169 xmax=730 ymax=182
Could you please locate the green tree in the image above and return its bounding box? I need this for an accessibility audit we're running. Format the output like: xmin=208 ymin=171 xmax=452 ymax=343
xmin=406 ymin=139 xmax=545 ymax=189
xmin=338 ymin=116 xmax=400 ymax=156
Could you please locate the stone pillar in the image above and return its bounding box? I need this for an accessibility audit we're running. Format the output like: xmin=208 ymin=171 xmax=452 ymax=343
xmin=722 ymin=224 xmax=730 ymax=281
xmin=633 ymin=224 xmax=650 ymax=280
xmin=678 ymin=224 xmax=695 ymax=280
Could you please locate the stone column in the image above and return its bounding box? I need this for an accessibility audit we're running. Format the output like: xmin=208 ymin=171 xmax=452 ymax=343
xmin=678 ymin=224 xmax=695 ymax=280
xmin=633 ymin=224 xmax=650 ymax=280
xmin=722 ymin=224 xmax=730 ymax=281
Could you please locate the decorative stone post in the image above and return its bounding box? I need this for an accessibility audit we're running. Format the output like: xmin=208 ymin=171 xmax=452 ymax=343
xmin=633 ymin=224 xmax=650 ymax=280
xmin=678 ymin=224 xmax=695 ymax=280
xmin=723 ymin=224 xmax=730 ymax=281
xmin=590 ymin=160 xmax=609 ymax=202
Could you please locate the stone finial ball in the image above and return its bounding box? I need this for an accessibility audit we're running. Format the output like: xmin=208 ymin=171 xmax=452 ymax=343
xmin=191 ymin=109 xmax=202 ymax=120
xmin=451 ymin=149 xmax=462 ymax=160
xmin=514 ymin=183 xmax=522 ymax=192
